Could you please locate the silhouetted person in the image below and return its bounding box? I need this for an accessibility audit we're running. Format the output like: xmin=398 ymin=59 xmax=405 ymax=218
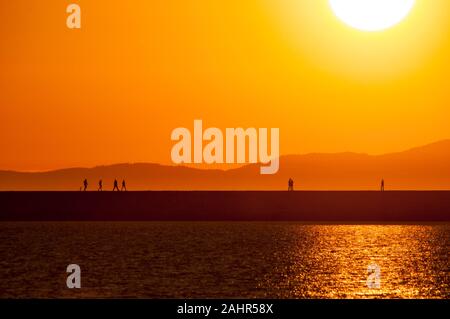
xmin=113 ymin=179 xmax=120 ymax=191
xmin=381 ymin=179 xmax=385 ymax=192
xmin=83 ymin=179 xmax=88 ymax=191
xmin=121 ymin=180 xmax=127 ymax=191
xmin=98 ymin=179 xmax=103 ymax=191
xmin=288 ymin=178 xmax=294 ymax=191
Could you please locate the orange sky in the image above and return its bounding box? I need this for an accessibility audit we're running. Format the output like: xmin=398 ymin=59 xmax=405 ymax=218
xmin=1 ymin=0 xmax=450 ymax=171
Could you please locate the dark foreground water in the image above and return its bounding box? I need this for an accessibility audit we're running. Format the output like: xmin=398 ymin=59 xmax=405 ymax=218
xmin=0 ymin=222 xmax=448 ymax=298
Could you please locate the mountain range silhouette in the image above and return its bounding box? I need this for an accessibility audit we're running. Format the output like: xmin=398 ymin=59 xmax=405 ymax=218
xmin=1 ymin=140 xmax=450 ymax=190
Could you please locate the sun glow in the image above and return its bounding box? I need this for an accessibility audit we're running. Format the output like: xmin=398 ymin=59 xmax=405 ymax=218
xmin=264 ymin=0 xmax=450 ymax=80
xmin=329 ymin=0 xmax=416 ymax=31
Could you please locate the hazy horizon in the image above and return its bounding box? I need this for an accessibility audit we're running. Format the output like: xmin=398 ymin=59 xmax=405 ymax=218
xmin=1 ymin=139 xmax=449 ymax=191
xmin=2 ymin=138 xmax=449 ymax=173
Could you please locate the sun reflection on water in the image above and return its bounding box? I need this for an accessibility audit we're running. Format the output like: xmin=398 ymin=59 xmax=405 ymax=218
xmin=265 ymin=224 xmax=449 ymax=298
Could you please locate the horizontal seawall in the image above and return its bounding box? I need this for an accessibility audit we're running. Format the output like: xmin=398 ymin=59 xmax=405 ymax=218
xmin=0 ymin=191 xmax=449 ymax=221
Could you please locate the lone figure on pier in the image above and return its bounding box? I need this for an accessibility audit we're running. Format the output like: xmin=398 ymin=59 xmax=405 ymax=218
xmin=83 ymin=179 xmax=88 ymax=191
xmin=288 ymin=178 xmax=294 ymax=191
xmin=121 ymin=180 xmax=127 ymax=191
xmin=98 ymin=179 xmax=103 ymax=191
xmin=113 ymin=179 xmax=120 ymax=191
xmin=381 ymin=179 xmax=385 ymax=192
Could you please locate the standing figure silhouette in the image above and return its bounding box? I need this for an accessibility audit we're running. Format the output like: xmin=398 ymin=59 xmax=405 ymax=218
xmin=381 ymin=179 xmax=385 ymax=192
xmin=98 ymin=179 xmax=103 ymax=191
xmin=83 ymin=179 xmax=88 ymax=191
xmin=113 ymin=179 xmax=120 ymax=191
xmin=288 ymin=178 xmax=294 ymax=191
xmin=121 ymin=180 xmax=127 ymax=191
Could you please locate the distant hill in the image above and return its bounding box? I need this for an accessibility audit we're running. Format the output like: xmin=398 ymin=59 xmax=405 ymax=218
xmin=1 ymin=140 xmax=450 ymax=190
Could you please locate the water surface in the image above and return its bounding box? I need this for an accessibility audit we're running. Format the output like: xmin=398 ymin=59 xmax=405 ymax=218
xmin=0 ymin=222 xmax=448 ymax=298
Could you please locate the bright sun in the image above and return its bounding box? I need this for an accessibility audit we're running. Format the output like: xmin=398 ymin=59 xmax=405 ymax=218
xmin=329 ymin=0 xmax=416 ymax=32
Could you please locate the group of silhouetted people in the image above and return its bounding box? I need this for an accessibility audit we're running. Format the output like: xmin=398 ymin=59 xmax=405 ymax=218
xmin=112 ymin=179 xmax=126 ymax=191
xmin=82 ymin=179 xmax=127 ymax=191
xmin=83 ymin=177 xmax=386 ymax=191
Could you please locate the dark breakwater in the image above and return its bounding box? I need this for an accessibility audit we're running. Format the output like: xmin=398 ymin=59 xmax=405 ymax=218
xmin=0 ymin=191 xmax=449 ymax=221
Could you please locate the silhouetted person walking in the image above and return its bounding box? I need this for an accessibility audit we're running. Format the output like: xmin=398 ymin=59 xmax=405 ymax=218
xmin=113 ymin=179 xmax=120 ymax=191
xmin=83 ymin=179 xmax=88 ymax=191
xmin=121 ymin=180 xmax=127 ymax=191
xmin=98 ymin=179 xmax=103 ymax=191
xmin=288 ymin=178 xmax=294 ymax=191
xmin=381 ymin=179 xmax=385 ymax=192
